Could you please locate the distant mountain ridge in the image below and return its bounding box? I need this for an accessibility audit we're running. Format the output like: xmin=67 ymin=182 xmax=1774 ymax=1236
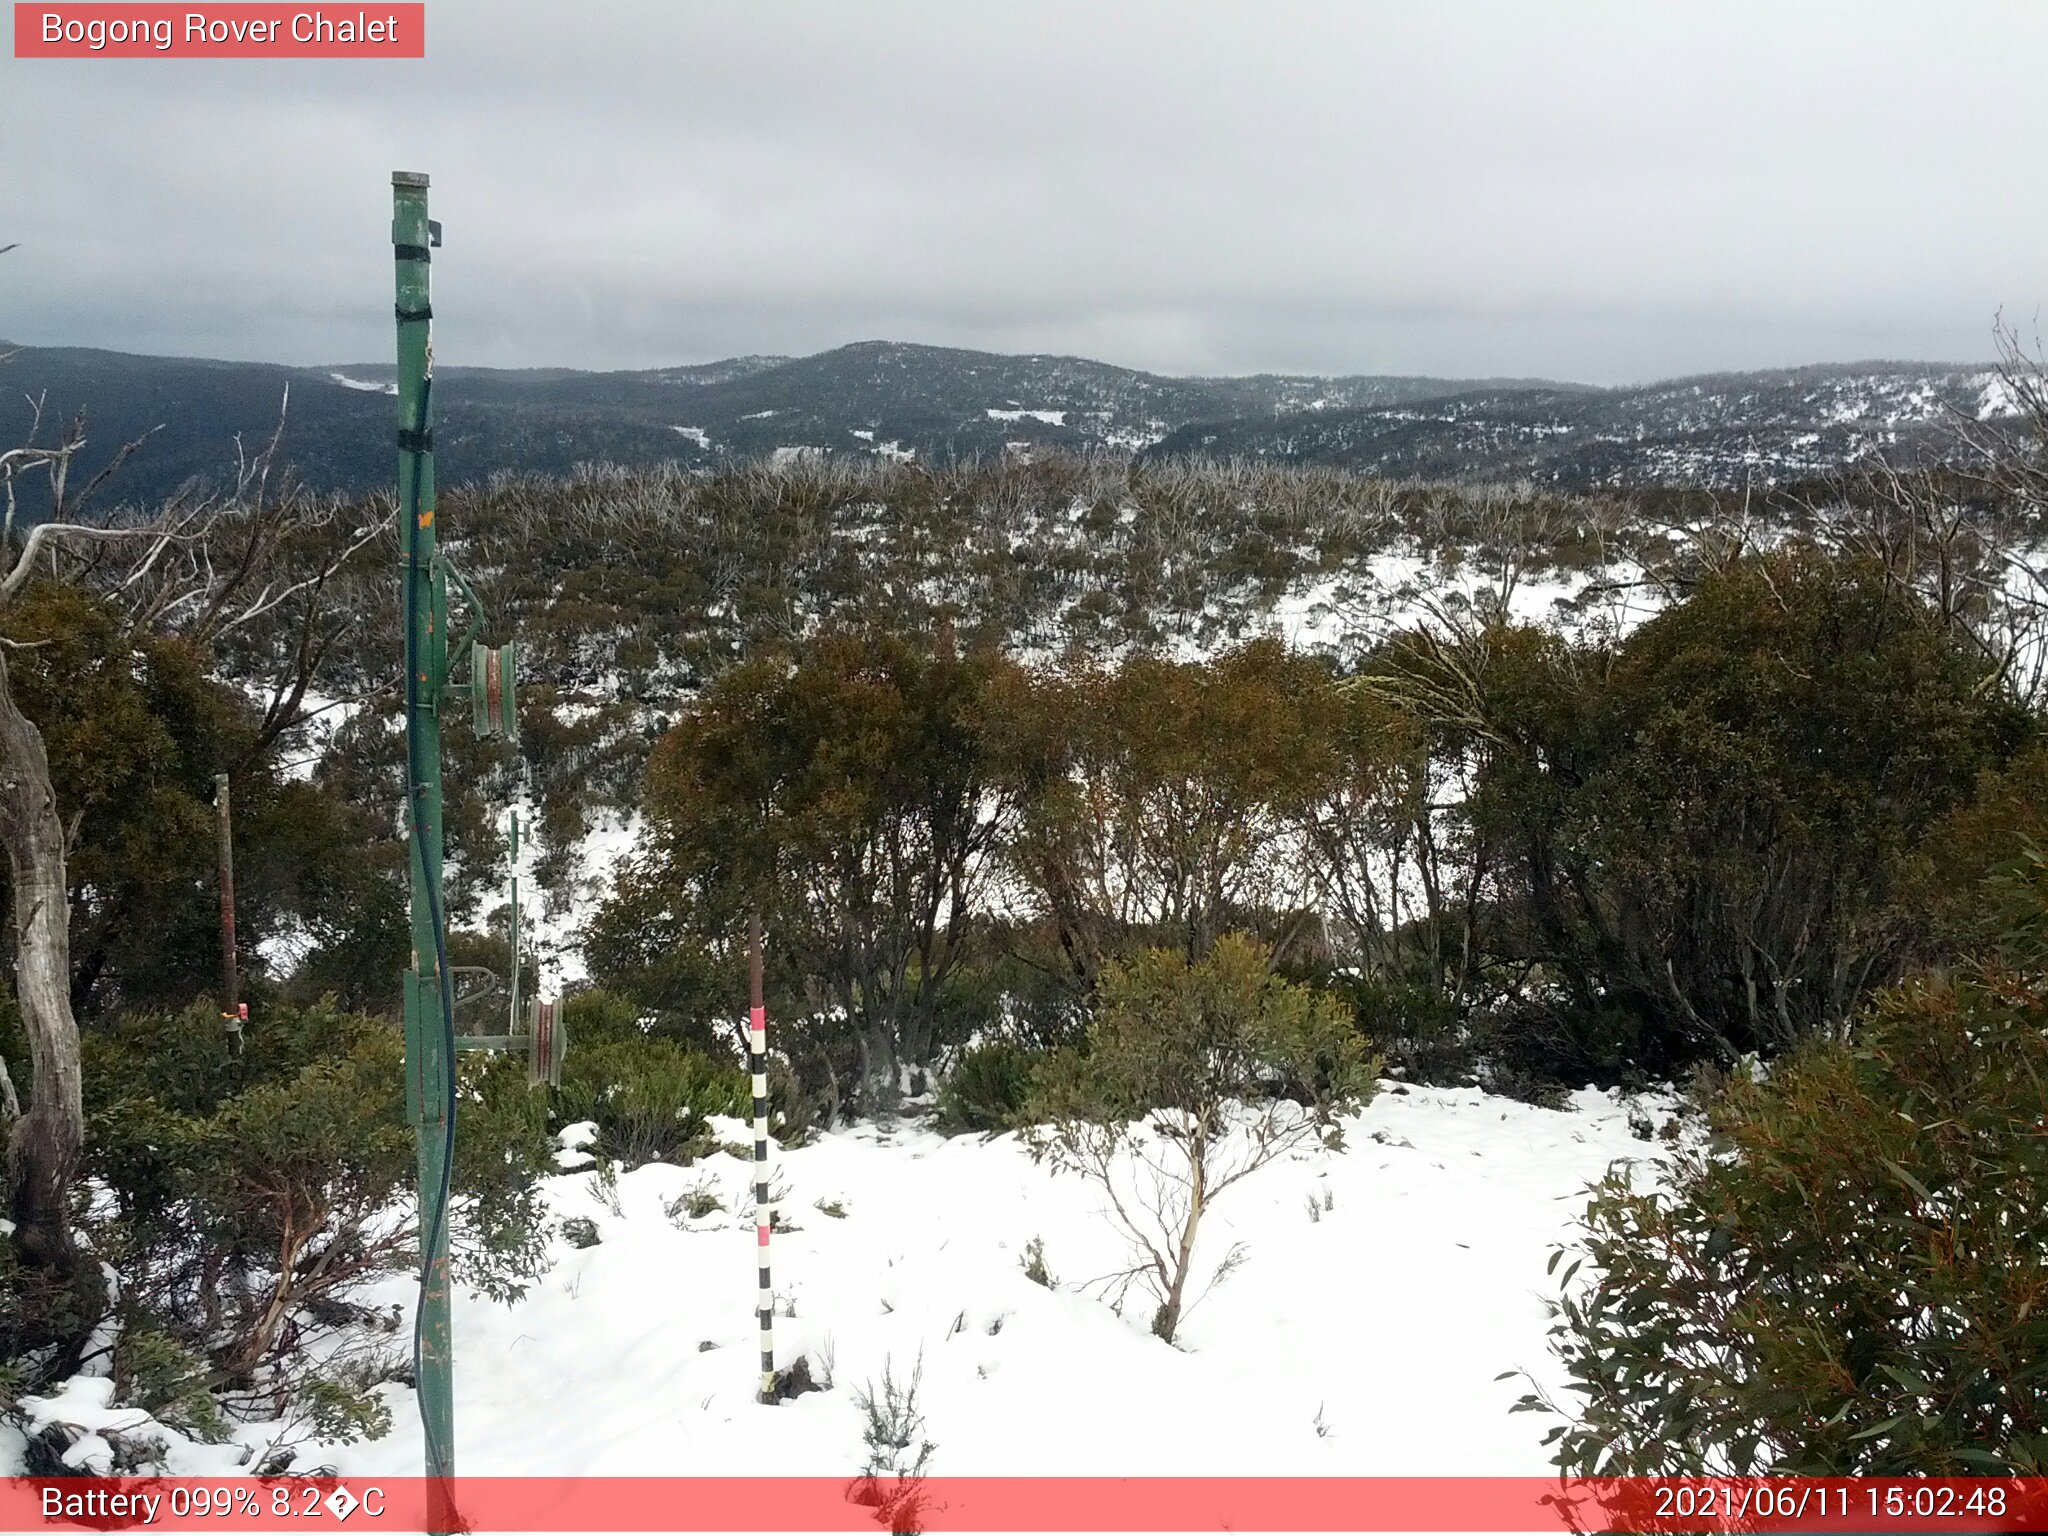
xmin=1149 ymin=360 xmax=2010 ymax=487
xmin=0 ymin=338 xmax=2007 ymax=509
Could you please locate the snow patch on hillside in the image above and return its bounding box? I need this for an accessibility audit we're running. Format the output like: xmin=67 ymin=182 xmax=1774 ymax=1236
xmin=1979 ymin=373 xmax=2025 ymax=420
xmin=516 ymin=808 xmax=645 ymax=990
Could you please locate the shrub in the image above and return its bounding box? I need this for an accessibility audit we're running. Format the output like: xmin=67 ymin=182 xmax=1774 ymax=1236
xmin=935 ymin=1040 xmax=1043 ymax=1134
xmin=1389 ymin=550 xmax=2030 ymax=1079
xmin=61 ymin=998 xmax=550 ymax=1441
xmin=667 ymin=1175 xmax=726 ymax=1224
xmin=765 ymin=1051 xmax=833 ymax=1148
xmin=851 ymin=1352 xmax=937 ymax=1532
xmin=81 ymin=1001 xmax=416 ymax=1382
xmin=1339 ymin=978 xmax=1473 ymax=1086
xmin=551 ymin=1031 xmax=747 ymax=1169
xmin=1525 ymin=964 xmax=2048 ymax=1474
xmin=1020 ymin=1236 xmax=1052 ymax=1288
xmin=1481 ymin=998 xmax=1655 ymax=1095
xmin=1026 ymin=934 xmax=1376 ymax=1342
xmin=560 ymin=987 xmax=647 ymax=1044
xmin=110 ymin=1323 xmax=226 ymax=1442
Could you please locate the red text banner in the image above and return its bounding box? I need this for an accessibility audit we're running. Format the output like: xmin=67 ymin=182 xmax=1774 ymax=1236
xmin=13 ymin=5 xmax=425 ymax=58
xmin=3 ymin=1476 xmax=2046 ymax=1532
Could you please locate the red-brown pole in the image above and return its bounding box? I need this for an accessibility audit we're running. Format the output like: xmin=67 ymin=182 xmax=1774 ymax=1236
xmin=215 ymin=772 xmax=243 ymax=1052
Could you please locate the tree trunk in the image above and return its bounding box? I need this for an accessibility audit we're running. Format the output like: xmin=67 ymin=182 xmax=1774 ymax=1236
xmin=1153 ymin=1141 xmax=1208 ymax=1344
xmin=0 ymin=646 xmax=94 ymax=1351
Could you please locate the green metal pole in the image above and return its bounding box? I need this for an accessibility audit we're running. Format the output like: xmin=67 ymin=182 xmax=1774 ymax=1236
xmin=392 ymin=170 xmax=457 ymax=1515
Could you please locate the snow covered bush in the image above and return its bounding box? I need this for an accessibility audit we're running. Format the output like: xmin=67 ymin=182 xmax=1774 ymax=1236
xmin=1526 ymin=959 xmax=2048 ymax=1474
xmin=1025 ymin=934 xmax=1376 ymax=1343
xmin=543 ymin=990 xmax=746 ymax=1168
xmin=49 ymin=998 xmax=550 ymax=1439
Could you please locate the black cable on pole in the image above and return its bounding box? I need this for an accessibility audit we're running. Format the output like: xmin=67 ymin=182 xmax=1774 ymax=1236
xmin=402 ymin=371 xmax=459 ymax=1481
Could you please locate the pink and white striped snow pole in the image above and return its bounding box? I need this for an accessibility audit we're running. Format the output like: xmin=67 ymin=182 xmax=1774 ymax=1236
xmin=749 ymin=912 xmax=775 ymax=1404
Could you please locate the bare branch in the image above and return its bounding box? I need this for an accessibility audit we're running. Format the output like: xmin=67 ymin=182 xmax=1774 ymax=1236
xmin=1 ymin=518 xmax=202 ymax=602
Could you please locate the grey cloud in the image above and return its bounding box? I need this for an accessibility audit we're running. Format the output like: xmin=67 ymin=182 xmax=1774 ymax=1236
xmin=2 ymin=0 xmax=2041 ymax=382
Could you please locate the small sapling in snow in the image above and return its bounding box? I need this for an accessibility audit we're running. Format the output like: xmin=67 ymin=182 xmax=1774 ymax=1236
xmin=850 ymin=1352 xmax=937 ymax=1533
xmin=1020 ymin=1236 xmax=1053 ymax=1288
xmin=1025 ymin=935 xmax=1376 ymax=1343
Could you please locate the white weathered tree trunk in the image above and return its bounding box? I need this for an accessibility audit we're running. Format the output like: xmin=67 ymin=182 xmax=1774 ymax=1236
xmin=0 ymin=646 xmax=86 ymax=1288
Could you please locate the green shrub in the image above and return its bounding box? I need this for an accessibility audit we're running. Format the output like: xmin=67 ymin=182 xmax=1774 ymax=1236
xmin=935 ymin=1040 xmax=1043 ymax=1134
xmin=67 ymin=1000 xmax=550 ymax=1400
xmin=1020 ymin=1236 xmax=1052 ymax=1288
xmin=766 ymin=1052 xmax=832 ymax=1148
xmin=552 ymin=1030 xmax=747 ymax=1169
xmin=1026 ymin=934 xmax=1377 ymax=1342
xmin=111 ymin=1321 xmax=228 ymax=1442
xmin=1339 ymin=978 xmax=1472 ymax=1086
xmin=79 ymin=1001 xmax=417 ymax=1381
xmin=560 ymin=987 xmax=646 ymax=1045
xmin=1526 ymin=966 xmax=2048 ymax=1474
xmin=452 ymin=1052 xmax=556 ymax=1301
xmin=0 ymin=997 xmax=554 ymax=1448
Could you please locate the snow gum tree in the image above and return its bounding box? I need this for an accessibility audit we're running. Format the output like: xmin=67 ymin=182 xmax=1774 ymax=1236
xmin=1525 ymin=945 xmax=2048 ymax=1474
xmin=1025 ymin=933 xmax=1377 ymax=1343
xmin=999 ymin=641 xmax=1332 ymax=984
xmin=623 ymin=624 xmax=1024 ymax=1114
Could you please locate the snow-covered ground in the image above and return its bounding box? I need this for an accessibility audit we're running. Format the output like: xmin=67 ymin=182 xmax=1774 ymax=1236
xmin=11 ymin=1084 xmax=1674 ymax=1483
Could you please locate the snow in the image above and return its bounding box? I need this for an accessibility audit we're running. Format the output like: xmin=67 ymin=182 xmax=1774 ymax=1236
xmin=1099 ymin=422 xmax=1169 ymax=450
xmin=15 ymin=1378 xmax=155 ymax=1473
xmin=985 ymin=408 xmax=1067 ymax=426
xmin=274 ymin=689 xmax=358 ymax=783
xmin=553 ymin=1119 xmax=600 ymax=1171
xmin=1978 ymin=373 xmax=2025 ymax=420
xmin=671 ymin=426 xmax=713 ymax=449
xmin=1153 ymin=550 xmax=1664 ymax=669
xmin=328 ymin=371 xmax=397 ymax=395
xmin=7 ymin=1083 xmax=1672 ymax=1486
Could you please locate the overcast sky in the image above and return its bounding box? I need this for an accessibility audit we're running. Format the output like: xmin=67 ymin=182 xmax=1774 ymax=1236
xmin=2 ymin=1 xmax=2042 ymax=384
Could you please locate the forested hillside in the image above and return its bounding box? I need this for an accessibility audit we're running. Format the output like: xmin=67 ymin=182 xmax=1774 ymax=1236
xmin=0 ymin=337 xmax=2006 ymax=511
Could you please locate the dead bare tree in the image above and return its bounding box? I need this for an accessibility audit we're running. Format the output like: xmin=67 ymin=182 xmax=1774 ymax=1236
xmin=1743 ymin=325 xmax=2048 ymax=710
